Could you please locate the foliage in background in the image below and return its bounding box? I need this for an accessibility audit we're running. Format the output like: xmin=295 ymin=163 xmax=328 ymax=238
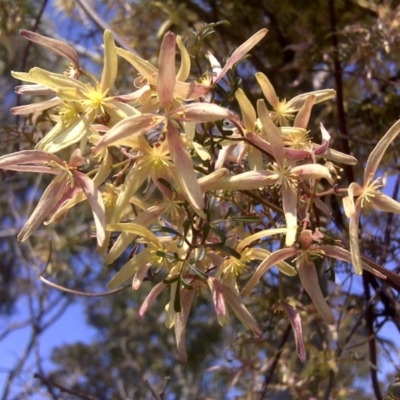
xmin=1 ymin=1 xmax=400 ymax=399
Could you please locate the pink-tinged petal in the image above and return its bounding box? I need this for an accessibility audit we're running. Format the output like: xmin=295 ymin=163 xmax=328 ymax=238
xmin=100 ymin=30 xmax=117 ymax=93
xmin=174 ymin=288 xmax=195 ymax=363
xmin=235 ymin=88 xmax=256 ymax=131
xmin=281 ymin=301 xmax=306 ymax=362
xmin=288 ymin=89 xmax=336 ymax=110
xmin=319 ymin=245 xmax=387 ymax=279
xmin=255 ymin=72 xmax=279 ymax=108
xmin=214 ymin=28 xmax=268 ymax=85
xmin=245 ymin=132 xmax=310 ymax=161
xmin=294 ymin=95 xmax=316 ymax=129
xmin=113 ymin=85 xmax=151 ymax=103
xmin=0 ymin=150 xmax=62 ymax=174
xmin=219 ymin=281 xmax=261 ymax=337
xmin=167 ymin=123 xmax=205 ymax=216
xmin=371 ymin=192 xmax=400 ymax=214
xmin=316 ymin=146 xmax=358 ymax=165
xmin=116 ymin=46 xmax=158 ymax=83
xmin=364 ymin=119 xmax=400 ymax=183
xmin=282 ymin=181 xmax=298 ymax=246
xmin=69 ymin=149 xmax=88 ymax=168
xmin=313 ymin=123 xmax=331 ymax=156
xmin=241 ymin=247 xmax=297 ymax=296
xmin=10 ymin=97 xmax=60 ymax=115
xmin=297 ymin=259 xmax=335 ymax=325
xmin=172 ymin=103 xmax=238 ymax=123
xmin=15 ymin=84 xmax=55 ymax=96
xmin=257 ymin=99 xmax=285 ymax=166
xmin=200 ymin=170 xmax=277 ymax=191
xmin=17 ymin=176 xmax=67 ymax=242
xmin=174 ymin=80 xmax=209 ymax=100
xmin=138 ymin=281 xmax=167 ymax=320
xmin=20 ymin=30 xmax=79 ymax=68
xmin=107 ymin=252 xmax=148 ymax=289
xmin=73 ymin=171 xmax=106 ymax=247
xmin=197 ymin=168 xmax=229 ymax=191
xmin=93 ymin=114 xmax=165 ymax=153
xmin=208 ymin=278 xmax=227 ymax=318
xmin=176 ymin=35 xmax=190 ymax=82
xmin=291 ymin=164 xmax=334 ymax=184
xmin=157 ymin=32 xmax=176 ymax=108
xmin=349 ymin=205 xmax=363 ymax=275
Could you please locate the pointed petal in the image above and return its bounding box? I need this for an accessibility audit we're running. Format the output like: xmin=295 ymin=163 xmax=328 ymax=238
xmin=10 ymin=97 xmax=60 ymax=115
xmin=105 ymin=204 xmax=167 ymax=264
xmin=319 ymin=245 xmax=387 ymax=279
xmin=93 ymin=114 xmax=164 ymax=153
xmin=349 ymin=205 xmax=363 ymax=275
xmin=176 ymin=35 xmax=190 ymax=82
xmin=116 ymin=46 xmax=158 ymax=83
xmin=282 ymin=181 xmax=298 ymax=246
xmin=20 ymin=30 xmax=79 ymax=68
xmin=200 ymin=170 xmax=276 ymax=191
xmin=214 ymin=28 xmax=268 ymax=85
xmin=216 ymin=279 xmax=261 ymax=337
xmin=297 ymin=260 xmax=335 ymax=325
xmin=14 ymin=84 xmax=54 ymax=95
xmin=167 ymin=123 xmax=205 ymax=216
xmin=288 ymin=89 xmax=336 ymax=110
xmin=313 ymin=123 xmax=331 ymax=156
xmin=27 ymin=67 xmax=87 ymax=92
xmin=281 ymin=301 xmax=306 ymax=362
xmin=174 ymin=80 xmax=209 ymax=100
xmin=237 ymin=228 xmax=290 ymax=253
xmin=316 ymin=147 xmax=358 ymax=165
xmin=257 ymin=99 xmax=285 ymax=166
xmin=291 ymin=164 xmax=334 ymax=184
xmin=255 ymin=72 xmax=280 ymax=108
xmin=172 ymin=103 xmax=237 ymax=123
xmin=241 ymin=247 xmax=297 ymax=296
xmin=73 ymin=171 xmax=106 ymax=247
xmin=174 ymin=288 xmax=195 ymax=363
xmin=294 ymin=95 xmax=316 ymax=129
xmin=343 ymin=182 xmax=362 ymax=218
xmin=107 ymin=252 xmax=148 ymax=289
xmin=138 ymin=281 xmax=167 ymax=320
xmin=245 ymin=132 xmax=311 ymax=161
xmin=371 ymin=193 xmax=400 ymax=214
xmin=158 ymin=32 xmax=176 ymax=108
xmin=106 ymin=222 xmax=161 ymax=247
xmin=235 ymin=88 xmax=256 ymax=131
xmin=100 ymin=30 xmax=117 ymax=93
xmin=364 ymin=119 xmax=400 ymax=182
xmin=18 ymin=177 xmax=66 ymax=241
xmin=43 ymin=112 xmax=95 ymax=153
xmin=0 ymin=150 xmax=62 ymax=173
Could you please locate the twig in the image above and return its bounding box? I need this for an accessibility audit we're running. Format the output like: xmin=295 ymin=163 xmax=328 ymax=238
xmin=34 ymin=373 xmax=98 ymax=400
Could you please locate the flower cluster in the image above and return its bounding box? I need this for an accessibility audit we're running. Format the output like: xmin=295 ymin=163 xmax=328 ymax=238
xmin=2 ymin=26 xmax=400 ymax=362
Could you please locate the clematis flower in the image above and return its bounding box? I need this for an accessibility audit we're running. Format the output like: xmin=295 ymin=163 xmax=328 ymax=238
xmin=0 ymin=149 xmax=105 ymax=246
xmin=343 ymin=118 xmax=400 ymax=275
xmin=256 ymin=72 xmax=336 ymax=126
xmin=241 ymin=229 xmax=387 ymax=324
xmin=11 ymin=30 xmax=136 ymax=153
xmin=114 ymin=33 xmax=209 ymax=112
xmin=94 ymin=32 xmax=238 ymax=218
xmin=202 ymin=100 xmax=334 ymax=246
